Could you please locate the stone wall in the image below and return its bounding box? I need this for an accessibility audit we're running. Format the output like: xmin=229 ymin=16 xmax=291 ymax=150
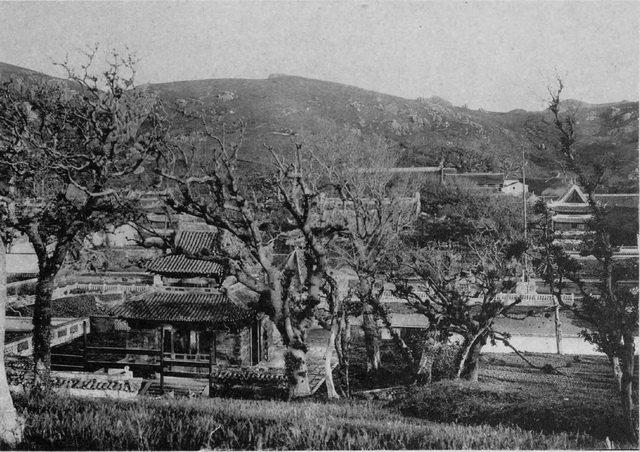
xmin=213 ymin=327 xmax=252 ymax=366
xmin=6 ymin=356 xmax=141 ymax=399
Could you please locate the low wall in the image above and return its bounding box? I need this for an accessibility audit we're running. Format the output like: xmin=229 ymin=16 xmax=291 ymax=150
xmin=485 ymin=335 xmax=640 ymax=355
xmin=8 ymin=365 xmax=142 ymax=399
xmin=49 ymin=369 xmax=143 ymax=399
xmin=4 ymin=317 xmax=90 ymax=357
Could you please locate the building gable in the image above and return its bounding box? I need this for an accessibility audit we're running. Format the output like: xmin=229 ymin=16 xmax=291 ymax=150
xmin=555 ymin=184 xmax=588 ymax=205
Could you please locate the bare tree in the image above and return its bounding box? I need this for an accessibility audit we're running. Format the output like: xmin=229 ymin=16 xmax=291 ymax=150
xmin=393 ymin=234 xmax=523 ymax=382
xmin=389 ymin=183 xmax=527 ymax=383
xmin=307 ymin=124 xmax=421 ymax=382
xmin=532 ymin=79 xmax=638 ymax=442
xmin=155 ymin=116 xmax=341 ymax=397
xmin=0 ymin=48 xmax=165 ymax=391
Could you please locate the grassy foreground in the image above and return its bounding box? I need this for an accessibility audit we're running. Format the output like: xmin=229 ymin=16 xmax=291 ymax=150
xmin=393 ymin=352 xmax=638 ymax=446
xmin=9 ymin=392 xmax=608 ymax=450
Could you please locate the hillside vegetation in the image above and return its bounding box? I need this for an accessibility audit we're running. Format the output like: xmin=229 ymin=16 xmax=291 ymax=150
xmin=1 ymin=62 xmax=637 ymax=189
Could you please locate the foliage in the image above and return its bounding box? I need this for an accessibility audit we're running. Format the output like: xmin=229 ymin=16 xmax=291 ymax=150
xmin=403 ymin=330 xmax=462 ymax=381
xmin=6 ymin=280 xmax=36 ymax=297
xmin=432 ymin=145 xmax=501 ymax=173
xmin=417 ymin=181 xmax=525 ymax=244
xmin=391 ymin=184 xmax=526 ymax=381
xmin=9 ymin=391 xmax=611 ymax=450
xmin=11 ymin=294 xmax=111 ymax=318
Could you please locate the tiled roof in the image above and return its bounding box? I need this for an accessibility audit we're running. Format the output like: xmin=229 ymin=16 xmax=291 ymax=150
xmin=526 ymin=178 xmax=569 ymax=197
xmin=594 ymin=194 xmax=639 ymax=209
xmin=357 ymin=167 xmax=457 ymax=174
xmin=146 ymin=254 xmax=224 ymax=276
xmin=445 ymin=173 xmax=504 ymax=186
xmin=552 ymin=214 xmax=591 ymax=223
xmin=176 ymin=230 xmax=217 ymax=254
xmin=383 ymin=302 xmax=422 ymax=315
xmin=318 ymin=194 xmax=421 ymax=225
xmin=113 ymin=291 xmax=254 ymax=325
xmin=551 ymin=204 xmax=591 ymax=214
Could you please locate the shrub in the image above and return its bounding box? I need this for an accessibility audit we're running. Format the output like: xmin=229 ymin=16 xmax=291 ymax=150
xmin=401 ymin=330 xmax=462 ymax=382
xmin=393 ymin=379 xmax=633 ymax=444
xmin=432 ymin=343 xmax=463 ymax=381
xmin=7 ymin=280 xmax=37 ymax=296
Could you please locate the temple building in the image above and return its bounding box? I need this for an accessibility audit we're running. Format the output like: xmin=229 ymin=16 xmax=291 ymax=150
xmin=112 ymin=228 xmax=275 ymax=373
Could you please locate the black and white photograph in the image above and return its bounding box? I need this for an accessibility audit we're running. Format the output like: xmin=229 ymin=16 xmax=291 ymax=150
xmin=0 ymin=0 xmax=638 ymax=449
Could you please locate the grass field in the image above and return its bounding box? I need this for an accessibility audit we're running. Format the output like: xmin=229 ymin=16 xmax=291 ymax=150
xmin=7 ymin=348 xmax=637 ymax=450
xmin=5 ymin=334 xmax=637 ymax=450
xmin=394 ymin=352 xmax=638 ymax=446
xmin=11 ymin=391 xmax=612 ymax=450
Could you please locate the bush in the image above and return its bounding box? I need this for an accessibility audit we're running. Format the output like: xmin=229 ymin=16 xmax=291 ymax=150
xmin=393 ymin=379 xmax=633 ymax=445
xmin=402 ymin=330 xmax=462 ymax=382
xmin=432 ymin=343 xmax=463 ymax=381
xmin=7 ymin=280 xmax=37 ymax=296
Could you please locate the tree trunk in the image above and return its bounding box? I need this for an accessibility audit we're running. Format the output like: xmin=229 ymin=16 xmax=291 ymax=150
xmin=457 ymin=329 xmax=489 ymax=382
xmin=553 ymin=300 xmax=564 ymax=355
xmin=31 ymin=270 xmax=56 ymax=393
xmin=609 ymin=356 xmax=623 ymax=393
xmin=0 ymin=240 xmax=24 ymax=447
xmin=362 ymin=304 xmax=380 ymax=373
xmin=324 ymin=316 xmax=339 ymax=399
xmin=415 ymin=330 xmax=439 ymax=385
xmin=284 ymin=344 xmax=311 ymax=399
xmin=335 ymin=313 xmax=351 ymax=397
xmin=619 ymin=334 xmax=638 ymax=442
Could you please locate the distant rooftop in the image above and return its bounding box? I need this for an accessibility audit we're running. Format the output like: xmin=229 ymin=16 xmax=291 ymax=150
xmin=146 ymin=254 xmax=224 ymax=277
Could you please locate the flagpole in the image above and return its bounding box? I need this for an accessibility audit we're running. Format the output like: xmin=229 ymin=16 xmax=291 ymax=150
xmin=522 ymin=145 xmax=528 ymax=282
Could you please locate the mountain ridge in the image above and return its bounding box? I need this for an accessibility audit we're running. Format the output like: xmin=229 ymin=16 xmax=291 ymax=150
xmin=1 ymin=63 xmax=637 ymax=190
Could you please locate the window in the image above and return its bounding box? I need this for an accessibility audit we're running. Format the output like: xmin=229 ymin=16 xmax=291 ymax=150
xmin=173 ymin=329 xmax=190 ymax=354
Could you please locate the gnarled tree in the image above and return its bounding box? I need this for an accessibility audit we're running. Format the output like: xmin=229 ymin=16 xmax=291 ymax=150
xmin=155 ymin=117 xmax=340 ymax=398
xmin=0 ymin=49 xmax=164 ymax=391
xmin=392 ymin=184 xmax=527 ymax=382
xmin=305 ymin=124 xmax=420 ymax=390
xmin=532 ymin=79 xmax=638 ymax=442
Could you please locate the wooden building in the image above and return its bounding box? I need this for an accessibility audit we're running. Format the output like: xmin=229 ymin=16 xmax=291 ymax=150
xmin=547 ymin=184 xmax=639 ymax=250
xmin=111 ymin=229 xmax=276 ymax=373
xmin=112 ymin=289 xmax=273 ymax=370
xmin=146 ymin=230 xmax=227 ymax=287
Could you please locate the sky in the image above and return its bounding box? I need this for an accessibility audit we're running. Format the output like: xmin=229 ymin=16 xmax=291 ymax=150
xmin=0 ymin=0 xmax=638 ymax=112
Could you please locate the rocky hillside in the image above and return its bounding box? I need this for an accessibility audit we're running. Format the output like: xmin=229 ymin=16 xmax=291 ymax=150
xmin=149 ymin=74 xmax=640 ymax=188
xmin=2 ymin=63 xmax=637 ymax=189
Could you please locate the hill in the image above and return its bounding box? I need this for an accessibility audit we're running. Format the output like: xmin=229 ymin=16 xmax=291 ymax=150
xmin=1 ymin=63 xmax=637 ymax=188
xmin=146 ymin=74 xmax=640 ymax=187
